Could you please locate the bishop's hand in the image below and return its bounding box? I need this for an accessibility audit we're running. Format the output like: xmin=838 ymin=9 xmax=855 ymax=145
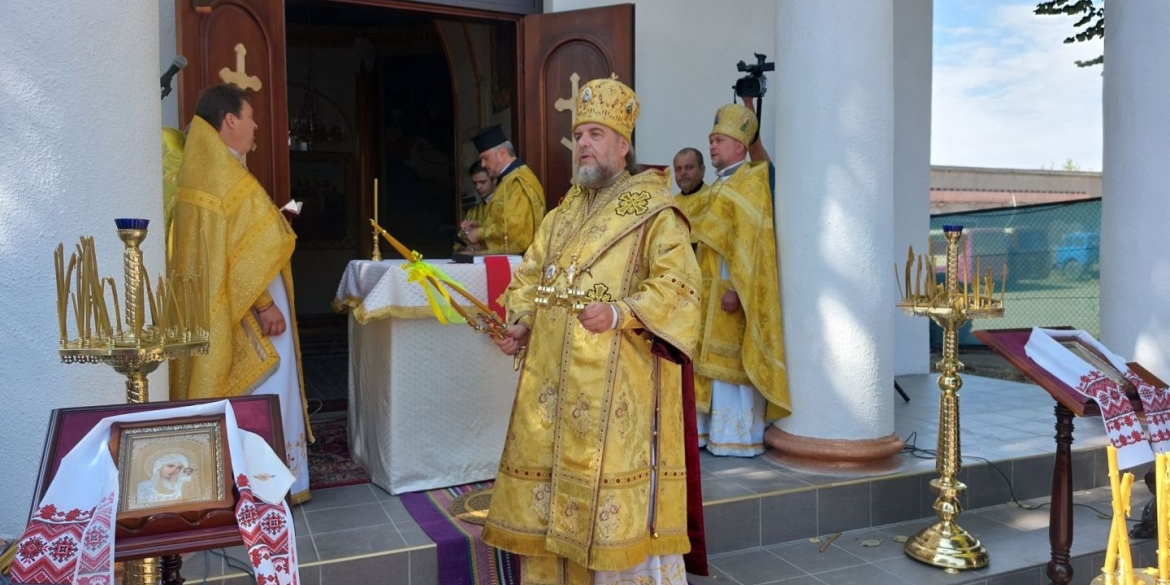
xmin=494 ymin=324 xmax=530 ymax=356
xmin=721 ymin=289 xmax=741 ymax=313
xmin=578 ymin=302 xmax=617 ymax=333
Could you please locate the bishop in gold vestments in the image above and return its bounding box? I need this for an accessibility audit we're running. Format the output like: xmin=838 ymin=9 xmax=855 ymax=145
xmin=692 ymin=104 xmax=789 ymax=457
xmin=483 ymin=78 xmax=702 ymax=585
xmin=168 ymin=85 xmax=312 ymax=503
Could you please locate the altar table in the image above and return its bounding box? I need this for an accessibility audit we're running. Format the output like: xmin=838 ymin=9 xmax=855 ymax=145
xmin=334 ymin=257 xmax=521 ymax=494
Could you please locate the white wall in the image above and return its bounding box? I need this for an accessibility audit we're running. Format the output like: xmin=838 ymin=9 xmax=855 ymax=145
xmin=0 ymin=0 xmax=162 ymax=538
xmin=1100 ymin=0 xmax=1170 ymax=379
xmin=892 ymin=0 xmax=932 ymax=375
xmin=546 ymin=0 xmax=777 ymax=182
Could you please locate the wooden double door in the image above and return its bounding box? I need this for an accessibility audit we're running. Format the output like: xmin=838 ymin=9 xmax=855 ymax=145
xmin=174 ymin=0 xmax=634 ymax=213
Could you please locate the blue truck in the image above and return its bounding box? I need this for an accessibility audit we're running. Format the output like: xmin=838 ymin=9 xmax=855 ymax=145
xmin=1053 ymin=231 xmax=1100 ymax=281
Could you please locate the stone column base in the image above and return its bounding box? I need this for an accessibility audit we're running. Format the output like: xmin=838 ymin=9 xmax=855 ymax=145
xmin=765 ymin=426 xmax=904 ymax=473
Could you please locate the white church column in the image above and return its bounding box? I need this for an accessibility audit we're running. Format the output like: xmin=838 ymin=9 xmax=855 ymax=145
xmin=0 ymin=0 xmax=162 ymax=538
xmin=893 ymin=0 xmax=933 ymax=376
xmin=1100 ymin=1 xmax=1170 ymax=380
xmin=766 ymin=0 xmax=902 ymax=466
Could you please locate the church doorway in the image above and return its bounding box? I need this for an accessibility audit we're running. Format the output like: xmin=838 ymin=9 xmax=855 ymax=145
xmin=174 ymin=0 xmax=633 ymax=404
xmin=284 ymin=1 xmax=519 ymax=334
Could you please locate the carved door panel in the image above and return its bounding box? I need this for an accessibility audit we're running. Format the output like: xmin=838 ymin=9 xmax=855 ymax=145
xmin=177 ymin=0 xmax=290 ymax=205
xmin=520 ymin=4 xmax=634 ymax=208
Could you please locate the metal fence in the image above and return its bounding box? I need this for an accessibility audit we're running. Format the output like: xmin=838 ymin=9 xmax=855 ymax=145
xmin=928 ymin=198 xmax=1101 ymax=347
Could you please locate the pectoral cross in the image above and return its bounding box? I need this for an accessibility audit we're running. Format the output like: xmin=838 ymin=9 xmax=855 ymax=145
xmin=219 ymin=43 xmax=263 ymax=92
xmin=564 ymin=256 xmax=580 ymax=287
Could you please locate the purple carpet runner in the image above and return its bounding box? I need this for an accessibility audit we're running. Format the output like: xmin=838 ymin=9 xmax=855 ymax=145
xmin=401 ymin=482 xmax=520 ymax=585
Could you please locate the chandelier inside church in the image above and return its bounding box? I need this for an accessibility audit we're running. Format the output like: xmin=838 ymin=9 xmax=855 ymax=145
xmin=288 ymin=48 xmax=350 ymax=149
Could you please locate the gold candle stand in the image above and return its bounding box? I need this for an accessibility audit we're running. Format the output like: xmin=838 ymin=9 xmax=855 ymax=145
xmin=55 ymin=218 xmax=210 ymax=584
xmin=896 ymin=224 xmax=1004 ymax=572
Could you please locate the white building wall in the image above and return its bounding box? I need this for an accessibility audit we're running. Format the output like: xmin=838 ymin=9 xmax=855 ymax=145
xmin=1100 ymin=0 xmax=1170 ymax=379
xmin=1 ymin=1 xmax=162 ymax=538
xmin=892 ymin=0 xmax=932 ymax=375
xmin=772 ymin=0 xmax=895 ymax=441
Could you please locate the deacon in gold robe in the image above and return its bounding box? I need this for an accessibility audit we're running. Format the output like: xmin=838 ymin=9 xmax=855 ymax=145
xmin=672 ymin=147 xmax=711 ymax=223
xmin=692 ymin=102 xmax=790 ymax=457
xmin=168 ymin=84 xmax=312 ymax=503
xmin=484 ymin=78 xmax=703 ymax=585
xmin=460 ymin=124 xmax=546 ymax=254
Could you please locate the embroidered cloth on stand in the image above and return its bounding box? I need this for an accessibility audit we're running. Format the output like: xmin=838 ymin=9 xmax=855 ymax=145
xmin=11 ymin=401 xmax=299 ymax=585
xmin=1025 ymin=328 xmax=1163 ymax=469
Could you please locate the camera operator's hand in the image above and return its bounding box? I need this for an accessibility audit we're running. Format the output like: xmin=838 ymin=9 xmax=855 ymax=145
xmin=741 ymin=95 xmax=770 ymax=163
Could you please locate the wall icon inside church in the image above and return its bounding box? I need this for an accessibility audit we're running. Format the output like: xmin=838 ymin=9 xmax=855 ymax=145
xmin=289 ymin=151 xmax=356 ymax=249
xmin=110 ymin=415 xmax=233 ymax=521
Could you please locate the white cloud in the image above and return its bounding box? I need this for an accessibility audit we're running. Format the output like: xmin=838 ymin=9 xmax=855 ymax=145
xmin=931 ymin=4 xmax=1104 ymax=170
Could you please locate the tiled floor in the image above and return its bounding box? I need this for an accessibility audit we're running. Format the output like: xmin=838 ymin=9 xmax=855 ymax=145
xmin=694 ymin=485 xmax=1135 ymax=585
xmin=182 ymin=369 xmax=1127 ymax=584
xmin=693 ymin=373 xmax=1111 ymax=501
xmin=181 ymin=482 xmax=437 ymax=585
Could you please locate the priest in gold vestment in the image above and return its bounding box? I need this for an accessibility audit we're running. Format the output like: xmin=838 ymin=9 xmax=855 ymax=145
xmin=692 ymin=103 xmax=789 ymax=457
xmin=671 ymin=147 xmax=710 ymax=223
xmin=460 ymin=125 xmax=546 ymax=254
xmin=168 ymin=84 xmax=312 ymax=503
xmin=483 ymin=78 xmax=703 ymax=585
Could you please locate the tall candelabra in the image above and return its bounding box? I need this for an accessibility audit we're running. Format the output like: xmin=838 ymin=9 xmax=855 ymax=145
xmin=54 ymin=218 xmax=210 ymax=584
xmin=896 ymin=224 xmax=1005 ymax=572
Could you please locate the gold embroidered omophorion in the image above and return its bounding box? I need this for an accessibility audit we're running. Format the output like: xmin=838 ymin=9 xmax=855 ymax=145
xmin=482 ymin=169 xmax=702 ymax=575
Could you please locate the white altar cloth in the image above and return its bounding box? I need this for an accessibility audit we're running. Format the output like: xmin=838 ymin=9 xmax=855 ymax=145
xmin=334 ymin=258 xmax=521 ymax=493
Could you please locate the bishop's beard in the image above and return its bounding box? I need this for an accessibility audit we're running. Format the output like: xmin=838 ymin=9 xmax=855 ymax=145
xmin=576 ymin=161 xmax=612 ymax=189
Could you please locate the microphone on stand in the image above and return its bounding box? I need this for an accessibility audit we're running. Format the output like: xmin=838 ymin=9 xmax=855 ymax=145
xmin=161 ymin=55 xmax=188 ymax=100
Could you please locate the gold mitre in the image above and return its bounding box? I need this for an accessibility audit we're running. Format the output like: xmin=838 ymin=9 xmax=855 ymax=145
xmin=573 ymin=76 xmax=639 ymax=142
xmin=711 ymin=103 xmax=758 ymax=148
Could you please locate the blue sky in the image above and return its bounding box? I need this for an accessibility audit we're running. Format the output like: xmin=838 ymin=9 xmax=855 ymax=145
xmin=931 ymin=1 xmax=1104 ymax=170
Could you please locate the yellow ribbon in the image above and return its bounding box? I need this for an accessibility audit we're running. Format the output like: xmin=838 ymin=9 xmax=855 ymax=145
xmin=402 ymin=258 xmax=466 ymax=325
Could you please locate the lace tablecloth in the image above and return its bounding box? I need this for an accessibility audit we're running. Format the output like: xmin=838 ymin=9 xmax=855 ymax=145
xmin=334 ymin=258 xmax=522 ymax=493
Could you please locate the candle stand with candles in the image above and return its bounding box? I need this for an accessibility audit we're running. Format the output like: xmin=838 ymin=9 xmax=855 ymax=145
xmin=896 ymin=224 xmax=1005 ymax=572
xmin=54 ymin=218 xmax=209 ymax=584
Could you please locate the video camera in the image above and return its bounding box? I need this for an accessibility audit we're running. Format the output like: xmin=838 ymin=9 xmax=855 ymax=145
xmin=734 ymin=53 xmax=775 ymax=99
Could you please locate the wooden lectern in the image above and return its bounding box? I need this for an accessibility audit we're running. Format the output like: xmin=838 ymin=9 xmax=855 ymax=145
xmin=975 ymin=327 xmax=1164 ymax=585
